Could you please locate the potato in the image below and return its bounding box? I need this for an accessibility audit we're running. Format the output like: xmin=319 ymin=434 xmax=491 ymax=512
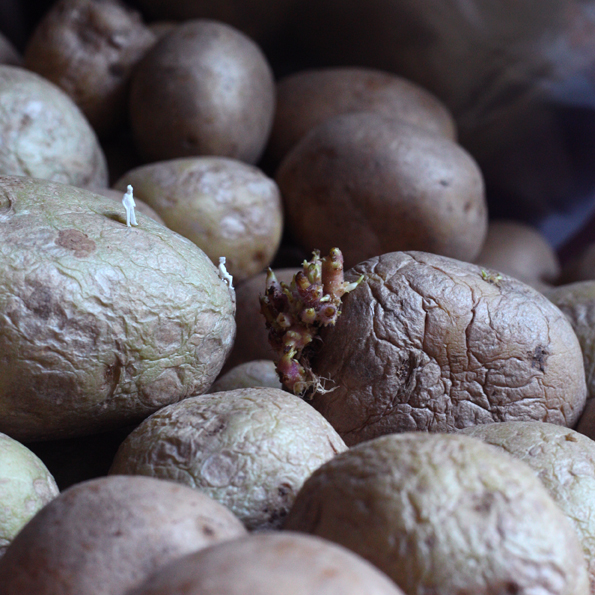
xmin=129 ymin=20 xmax=275 ymax=164
xmin=285 ymin=432 xmax=589 ymax=595
xmin=129 ymin=532 xmax=405 ymax=595
xmin=0 ymin=175 xmax=235 ymax=441
xmin=560 ymin=243 xmax=595 ymax=284
xmin=24 ymin=0 xmax=156 ymax=138
xmin=307 ymin=251 xmax=585 ymax=445
xmin=268 ymin=67 xmax=457 ymax=166
xmin=0 ymin=475 xmax=246 ymax=595
xmin=114 ymin=157 xmax=283 ymax=281
xmin=0 ymin=32 xmax=20 ymax=66
xmin=222 ymin=267 xmax=299 ymax=374
xmin=209 ymin=360 xmax=282 ymax=392
xmin=0 ymin=433 xmax=59 ymax=557
xmin=109 ymin=387 xmax=347 ymax=530
xmin=0 ymin=66 xmax=107 ymax=189
xmin=475 ymin=219 xmax=560 ymax=288
xmin=547 ymin=281 xmax=595 ymax=399
xmin=461 ymin=421 xmax=595 ymax=593
xmin=277 ymin=113 xmax=487 ymax=268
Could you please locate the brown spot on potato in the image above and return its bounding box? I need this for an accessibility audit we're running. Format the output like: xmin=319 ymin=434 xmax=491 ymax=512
xmin=531 ymin=346 xmax=548 ymax=373
xmin=55 ymin=229 xmax=96 ymax=257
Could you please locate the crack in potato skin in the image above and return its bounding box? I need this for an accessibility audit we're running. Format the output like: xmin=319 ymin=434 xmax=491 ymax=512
xmin=0 ymin=176 xmax=236 ymax=441
xmin=310 ymin=251 xmax=586 ymax=445
xmin=284 ymin=433 xmax=590 ymax=595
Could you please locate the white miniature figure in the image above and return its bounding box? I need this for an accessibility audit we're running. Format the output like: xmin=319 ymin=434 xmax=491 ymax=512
xmin=218 ymin=256 xmax=234 ymax=289
xmin=122 ymin=184 xmax=137 ymax=227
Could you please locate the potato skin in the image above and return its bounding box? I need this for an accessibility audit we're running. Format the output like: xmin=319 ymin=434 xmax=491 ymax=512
xmin=461 ymin=421 xmax=595 ymax=594
xmin=129 ymin=20 xmax=275 ymax=164
xmin=24 ymin=0 xmax=156 ymax=138
xmin=277 ymin=113 xmax=487 ymax=268
xmin=309 ymin=251 xmax=586 ymax=445
xmin=114 ymin=157 xmax=283 ymax=281
xmin=109 ymin=388 xmax=347 ymax=530
xmin=0 ymin=66 xmax=107 ymax=189
xmin=209 ymin=360 xmax=282 ymax=392
xmin=0 ymin=475 xmax=246 ymax=595
xmin=129 ymin=532 xmax=405 ymax=595
xmin=0 ymin=175 xmax=235 ymax=441
xmin=285 ymin=432 xmax=590 ymax=595
xmin=268 ymin=67 xmax=457 ymax=166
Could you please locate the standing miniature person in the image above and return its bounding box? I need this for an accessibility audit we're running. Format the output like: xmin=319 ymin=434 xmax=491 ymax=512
xmin=122 ymin=184 xmax=137 ymax=227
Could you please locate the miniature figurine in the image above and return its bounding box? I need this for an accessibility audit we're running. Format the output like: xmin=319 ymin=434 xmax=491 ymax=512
xmin=218 ymin=256 xmax=234 ymax=289
xmin=122 ymin=185 xmax=137 ymax=227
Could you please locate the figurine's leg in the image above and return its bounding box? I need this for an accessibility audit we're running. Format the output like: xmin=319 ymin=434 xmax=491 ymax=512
xmin=125 ymin=207 xmax=131 ymax=227
xmin=131 ymin=210 xmax=137 ymax=226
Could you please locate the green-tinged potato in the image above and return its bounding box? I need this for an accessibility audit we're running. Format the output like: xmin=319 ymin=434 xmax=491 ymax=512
xmin=308 ymin=251 xmax=586 ymax=445
xmin=475 ymin=219 xmax=560 ymax=288
xmin=0 ymin=433 xmax=59 ymax=556
xmin=129 ymin=532 xmax=405 ymax=595
xmin=0 ymin=33 xmax=20 ymax=66
xmin=0 ymin=66 xmax=107 ymax=188
xmin=222 ymin=267 xmax=298 ymax=374
xmin=129 ymin=20 xmax=275 ymax=164
xmin=547 ymin=281 xmax=595 ymax=399
xmin=109 ymin=387 xmax=346 ymax=530
xmin=24 ymin=0 xmax=156 ymax=138
xmin=277 ymin=113 xmax=487 ymax=268
xmin=461 ymin=421 xmax=595 ymax=594
xmin=209 ymin=360 xmax=281 ymax=392
xmin=285 ymin=432 xmax=590 ymax=595
xmin=0 ymin=475 xmax=246 ymax=595
xmin=114 ymin=158 xmax=283 ymax=281
xmin=268 ymin=67 xmax=457 ymax=167
xmin=0 ymin=175 xmax=235 ymax=442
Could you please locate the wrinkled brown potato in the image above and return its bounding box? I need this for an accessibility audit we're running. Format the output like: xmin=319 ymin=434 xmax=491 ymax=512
xmin=268 ymin=67 xmax=457 ymax=166
xmin=24 ymin=0 xmax=156 ymax=138
xmin=222 ymin=267 xmax=299 ymax=373
xmin=0 ymin=32 xmax=20 ymax=66
xmin=475 ymin=219 xmax=560 ymax=288
xmin=0 ymin=475 xmax=246 ymax=595
xmin=133 ymin=0 xmax=298 ymax=43
xmin=89 ymin=186 xmax=164 ymax=224
xmin=129 ymin=20 xmax=275 ymax=164
xmin=0 ymin=66 xmax=107 ymax=188
xmin=578 ymin=399 xmax=595 ymax=440
xmin=547 ymin=281 xmax=595 ymax=400
xmin=308 ymin=251 xmax=586 ymax=445
xmin=209 ymin=360 xmax=281 ymax=392
xmin=0 ymin=433 xmax=59 ymax=557
xmin=110 ymin=388 xmax=346 ymax=530
xmin=277 ymin=113 xmax=487 ymax=268
xmin=0 ymin=176 xmax=235 ymax=441
xmin=114 ymin=157 xmax=283 ymax=281
xmin=129 ymin=532 xmax=405 ymax=595
xmin=461 ymin=421 xmax=595 ymax=594
xmin=285 ymin=432 xmax=590 ymax=595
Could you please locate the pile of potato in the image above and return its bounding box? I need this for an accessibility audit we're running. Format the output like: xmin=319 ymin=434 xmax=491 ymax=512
xmin=3 ymin=1 xmax=595 ymax=594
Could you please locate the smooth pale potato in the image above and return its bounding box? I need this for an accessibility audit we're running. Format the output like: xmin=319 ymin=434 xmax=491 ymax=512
xmin=308 ymin=251 xmax=586 ymax=445
xmin=129 ymin=20 xmax=275 ymax=164
xmin=547 ymin=281 xmax=595 ymax=399
xmin=0 ymin=66 xmax=107 ymax=189
xmin=129 ymin=532 xmax=406 ymax=595
xmin=209 ymin=360 xmax=282 ymax=392
xmin=24 ymin=0 xmax=156 ymax=138
xmin=461 ymin=421 xmax=595 ymax=594
xmin=114 ymin=157 xmax=283 ymax=281
xmin=268 ymin=66 xmax=457 ymax=166
xmin=0 ymin=475 xmax=246 ymax=595
xmin=475 ymin=219 xmax=560 ymax=287
xmin=285 ymin=432 xmax=590 ymax=595
xmin=109 ymin=387 xmax=347 ymax=530
xmin=277 ymin=113 xmax=487 ymax=268
xmin=221 ymin=267 xmax=299 ymax=373
xmin=0 ymin=433 xmax=59 ymax=557
xmin=0 ymin=175 xmax=235 ymax=441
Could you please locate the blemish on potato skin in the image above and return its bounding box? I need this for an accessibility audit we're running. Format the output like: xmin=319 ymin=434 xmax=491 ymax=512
xmin=531 ymin=346 xmax=548 ymax=373
xmin=55 ymin=229 xmax=96 ymax=257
